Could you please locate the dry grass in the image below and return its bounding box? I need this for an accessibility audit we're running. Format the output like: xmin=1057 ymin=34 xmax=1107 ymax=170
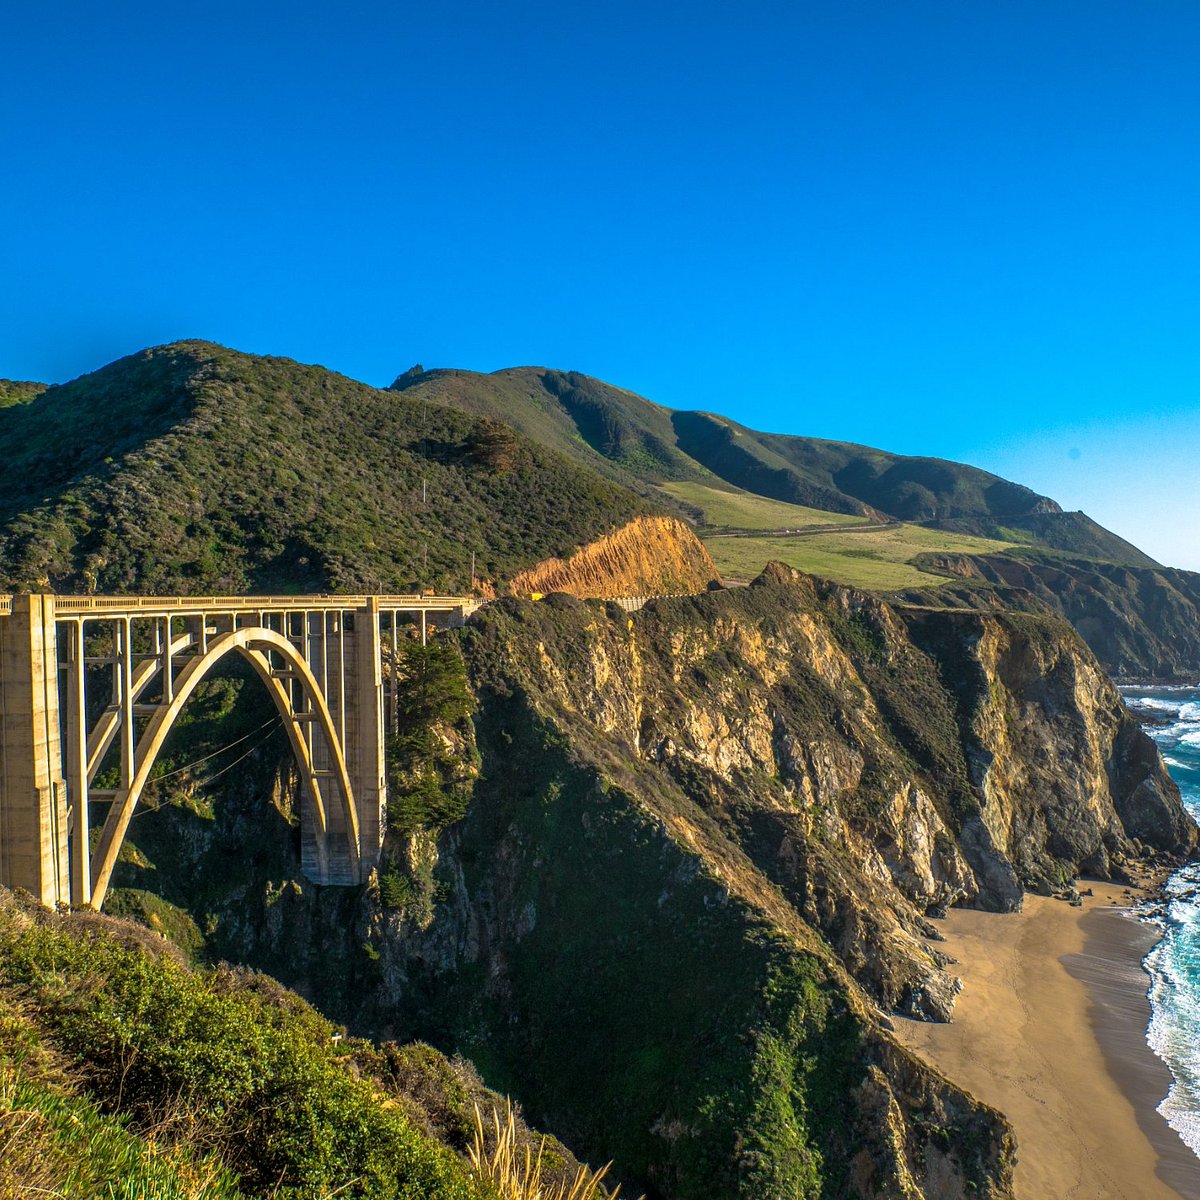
xmin=470 ymin=1102 xmax=642 ymax=1200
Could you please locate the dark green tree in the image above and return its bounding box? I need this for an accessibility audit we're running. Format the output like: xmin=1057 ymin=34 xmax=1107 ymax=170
xmin=386 ymin=638 xmax=474 ymax=835
xmin=465 ymin=418 xmax=521 ymax=473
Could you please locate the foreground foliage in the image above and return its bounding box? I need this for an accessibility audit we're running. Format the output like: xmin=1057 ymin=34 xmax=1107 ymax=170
xmin=0 ymin=893 xmax=486 ymax=1200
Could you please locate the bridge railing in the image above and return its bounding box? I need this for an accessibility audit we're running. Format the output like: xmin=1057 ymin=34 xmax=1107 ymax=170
xmin=0 ymin=592 xmax=704 ymax=618
xmin=0 ymin=593 xmax=480 ymax=618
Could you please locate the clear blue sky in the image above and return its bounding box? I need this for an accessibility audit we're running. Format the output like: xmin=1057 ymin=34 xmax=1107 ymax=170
xmin=3 ymin=2 xmax=1198 ymax=565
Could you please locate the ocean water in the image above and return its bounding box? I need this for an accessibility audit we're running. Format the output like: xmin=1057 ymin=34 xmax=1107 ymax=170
xmin=1121 ymin=686 xmax=1200 ymax=1158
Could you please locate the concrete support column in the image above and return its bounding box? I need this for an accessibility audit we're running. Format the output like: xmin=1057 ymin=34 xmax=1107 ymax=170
xmin=0 ymin=595 xmax=69 ymax=906
xmin=350 ymin=599 xmax=386 ymax=878
xmin=118 ymin=618 xmax=134 ymax=792
xmin=160 ymin=617 xmax=174 ymax=703
xmin=65 ymin=620 xmax=90 ymax=907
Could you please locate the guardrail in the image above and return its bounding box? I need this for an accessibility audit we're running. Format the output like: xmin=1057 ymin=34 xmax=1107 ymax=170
xmin=607 ymin=594 xmax=697 ymax=612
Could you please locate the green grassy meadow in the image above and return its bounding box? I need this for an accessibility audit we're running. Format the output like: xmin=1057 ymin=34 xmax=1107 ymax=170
xmin=703 ymin=524 xmax=1017 ymax=590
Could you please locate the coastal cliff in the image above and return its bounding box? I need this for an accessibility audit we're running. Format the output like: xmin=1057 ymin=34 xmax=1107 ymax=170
xmin=106 ymin=565 xmax=1197 ymax=1200
xmin=442 ymin=566 xmax=1190 ymax=1021
xmin=911 ymin=553 xmax=1200 ymax=681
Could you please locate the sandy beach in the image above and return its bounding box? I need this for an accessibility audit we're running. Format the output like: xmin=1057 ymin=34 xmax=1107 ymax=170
xmin=895 ymin=885 xmax=1199 ymax=1200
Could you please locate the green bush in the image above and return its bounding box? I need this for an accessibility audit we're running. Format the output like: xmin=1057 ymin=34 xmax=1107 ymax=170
xmin=379 ymin=866 xmax=416 ymax=910
xmin=387 ymin=638 xmax=475 ymax=836
xmin=0 ymin=898 xmax=487 ymax=1200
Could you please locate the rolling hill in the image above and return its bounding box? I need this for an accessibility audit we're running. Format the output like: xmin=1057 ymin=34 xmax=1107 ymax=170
xmin=2 ymin=340 xmax=1196 ymax=677
xmin=387 ymin=362 xmax=1200 ymax=677
xmin=391 ymin=365 xmax=1157 ymax=568
xmin=0 ymin=343 xmax=656 ymax=595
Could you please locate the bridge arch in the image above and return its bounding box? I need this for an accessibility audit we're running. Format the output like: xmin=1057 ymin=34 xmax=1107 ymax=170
xmin=89 ymin=626 xmax=359 ymax=909
xmin=0 ymin=591 xmax=481 ymax=910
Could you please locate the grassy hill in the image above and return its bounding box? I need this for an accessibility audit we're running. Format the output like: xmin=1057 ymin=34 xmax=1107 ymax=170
xmin=0 ymin=345 xmax=1156 ymax=602
xmin=0 ymin=340 xmax=1186 ymax=675
xmin=658 ymin=480 xmax=869 ymax=531
xmin=657 ymin=481 xmax=1018 ymax=588
xmin=706 ymin=524 xmax=1020 ymax=590
xmin=0 ymin=343 xmax=653 ymax=595
xmin=392 ymin=365 xmax=1156 ymax=569
xmin=390 ymin=366 xmax=698 ymax=492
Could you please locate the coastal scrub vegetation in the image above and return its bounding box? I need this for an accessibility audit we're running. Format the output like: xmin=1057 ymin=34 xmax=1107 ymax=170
xmin=386 ymin=636 xmax=476 ymax=837
xmin=0 ymin=377 xmax=47 ymax=408
xmin=0 ymin=892 xmax=485 ymax=1200
xmin=0 ymin=341 xmax=651 ymax=595
xmin=0 ymin=888 xmax=637 ymax=1200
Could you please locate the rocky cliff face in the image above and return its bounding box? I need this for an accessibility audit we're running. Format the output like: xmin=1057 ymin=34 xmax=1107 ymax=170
xmin=912 ymin=553 xmax=1200 ymax=680
xmin=109 ymin=565 xmax=1196 ymax=1200
xmin=508 ymin=515 xmax=721 ymax=598
xmin=447 ymin=567 xmax=1191 ymax=1017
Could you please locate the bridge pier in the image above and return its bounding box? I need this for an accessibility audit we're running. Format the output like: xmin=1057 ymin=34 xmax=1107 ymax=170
xmin=0 ymin=595 xmax=69 ymax=906
xmin=349 ymin=600 xmax=386 ymax=881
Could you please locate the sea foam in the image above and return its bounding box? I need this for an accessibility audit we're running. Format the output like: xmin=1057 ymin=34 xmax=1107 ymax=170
xmin=1126 ymin=685 xmax=1200 ymax=1163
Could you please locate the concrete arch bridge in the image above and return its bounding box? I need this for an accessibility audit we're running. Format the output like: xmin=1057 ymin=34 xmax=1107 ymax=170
xmin=0 ymin=592 xmax=480 ymax=910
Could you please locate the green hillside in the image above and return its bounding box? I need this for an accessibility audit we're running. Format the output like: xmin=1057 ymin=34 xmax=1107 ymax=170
xmin=0 ymin=343 xmax=652 ymax=595
xmin=0 ymin=340 xmax=1181 ymax=671
xmin=394 ymin=366 xmax=1156 ymax=569
xmin=658 ymin=480 xmax=869 ymax=531
xmin=0 ymin=888 xmax=597 ymax=1200
xmin=926 ymin=509 xmax=1159 ymax=566
xmin=391 ymin=366 xmax=698 ymax=491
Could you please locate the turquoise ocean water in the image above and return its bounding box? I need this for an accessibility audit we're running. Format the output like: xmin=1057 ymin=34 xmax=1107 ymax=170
xmin=1122 ymin=686 xmax=1200 ymax=1159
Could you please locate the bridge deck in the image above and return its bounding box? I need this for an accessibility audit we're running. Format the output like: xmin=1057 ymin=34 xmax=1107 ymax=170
xmin=0 ymin=593 xmax=479 ymax=619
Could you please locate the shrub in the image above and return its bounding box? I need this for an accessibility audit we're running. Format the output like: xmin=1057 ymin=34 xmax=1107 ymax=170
xmin=387 ymin=638 xmax=476 ymax=836
xmin=379 ymin=865 xmax=416 ymax=909
xmin=0 ymin=898 xmax=484 ymax=1200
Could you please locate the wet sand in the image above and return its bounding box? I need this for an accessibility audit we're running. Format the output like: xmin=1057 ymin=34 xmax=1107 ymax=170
xmin=895 ymin=885 xmax=1199 ymax=1200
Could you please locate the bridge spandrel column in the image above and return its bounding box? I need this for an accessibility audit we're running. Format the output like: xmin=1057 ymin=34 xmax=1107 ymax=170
xmin=348 ymin=600 xmax=386 ymax=880
xmin=0 ymin=595 xmax=69 ymax=906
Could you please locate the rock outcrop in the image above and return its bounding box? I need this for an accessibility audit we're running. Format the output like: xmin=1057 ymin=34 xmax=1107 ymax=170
xmin=911 ymin=553 xmax=1200 ymax=680
xmin=508 ymin=514 xmax=721 ymax=598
